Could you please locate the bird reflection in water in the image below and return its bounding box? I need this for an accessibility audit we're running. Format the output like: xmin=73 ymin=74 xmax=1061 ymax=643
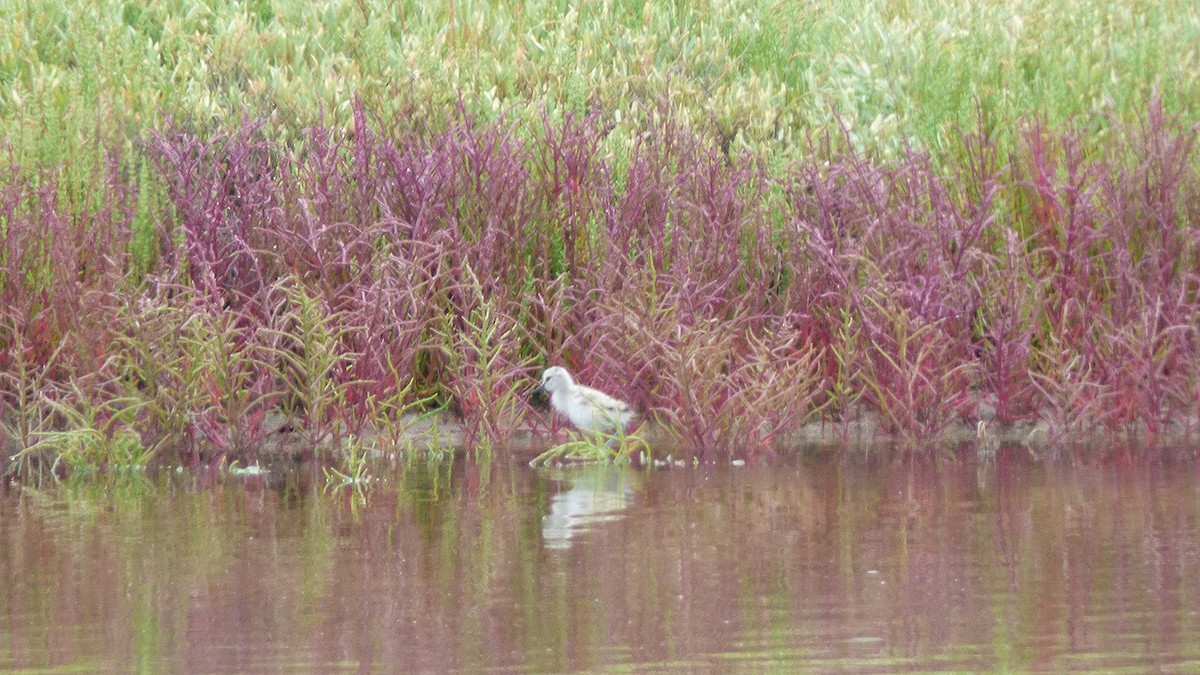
xmin=541 ymin=464 xmax=639 ymax=550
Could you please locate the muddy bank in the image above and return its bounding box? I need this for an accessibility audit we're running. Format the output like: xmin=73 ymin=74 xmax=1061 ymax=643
xmin=237 ymin=408 xmax=1200 ymax=462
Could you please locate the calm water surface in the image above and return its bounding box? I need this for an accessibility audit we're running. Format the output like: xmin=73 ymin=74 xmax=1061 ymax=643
xmin=3 ymin=445 xmax=1200 ymax=673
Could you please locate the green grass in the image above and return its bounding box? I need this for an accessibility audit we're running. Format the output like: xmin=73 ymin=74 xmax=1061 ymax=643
xmin=2 ymin=0 xmax=1197 ymax=177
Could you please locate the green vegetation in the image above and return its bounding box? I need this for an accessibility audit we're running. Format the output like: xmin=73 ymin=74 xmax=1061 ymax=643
xmin=3 ymin=0 xmax=1198 ymax=172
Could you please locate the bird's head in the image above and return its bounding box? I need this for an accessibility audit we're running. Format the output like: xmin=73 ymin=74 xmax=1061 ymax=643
xmin=533 ymin=366 xmax=573 ymax=398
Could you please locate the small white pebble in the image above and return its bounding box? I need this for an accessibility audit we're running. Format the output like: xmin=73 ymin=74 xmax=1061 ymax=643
xmin=731 ymin=459 xmax=746 ymax=467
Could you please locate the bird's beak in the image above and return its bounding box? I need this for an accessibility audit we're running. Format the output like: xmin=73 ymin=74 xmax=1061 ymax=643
xmin=530 ymin=383 xmax=547 ymax=398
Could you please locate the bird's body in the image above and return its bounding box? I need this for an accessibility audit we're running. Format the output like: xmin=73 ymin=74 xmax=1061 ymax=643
xmin=535 ymin=367 xmax=634 ymax=436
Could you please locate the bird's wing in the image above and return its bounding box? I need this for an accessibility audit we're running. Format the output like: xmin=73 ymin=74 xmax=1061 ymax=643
xmin=577 ymin=386 xmax=632 ymax=416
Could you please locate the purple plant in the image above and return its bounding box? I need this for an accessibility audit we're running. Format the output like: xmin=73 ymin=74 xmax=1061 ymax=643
xmin=4 ymin=95 xmax=1200 ymax=473
xmin=1010 ymin=96 xmax=1200 ymax=434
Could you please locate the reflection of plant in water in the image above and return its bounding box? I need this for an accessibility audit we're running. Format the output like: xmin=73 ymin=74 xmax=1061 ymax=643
xmin=321 ymin=437 xmax=378 ymax=518
xmin=423 ymin=438 xmax=456 ymax=464
xmin=323 ymin=436 xmax=372 ymax=488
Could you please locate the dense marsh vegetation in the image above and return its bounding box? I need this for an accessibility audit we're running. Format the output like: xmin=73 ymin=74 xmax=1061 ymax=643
xmin=2 ymin=0 xmax=1199 ymax=475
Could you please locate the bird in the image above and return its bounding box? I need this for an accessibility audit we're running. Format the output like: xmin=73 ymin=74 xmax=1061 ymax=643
xmin=533 ymin=366 xmax=635 ymax=437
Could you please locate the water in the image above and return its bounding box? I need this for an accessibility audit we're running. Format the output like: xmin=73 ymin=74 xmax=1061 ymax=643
xmin=3 ymin=445 xmax=1200 ymax=672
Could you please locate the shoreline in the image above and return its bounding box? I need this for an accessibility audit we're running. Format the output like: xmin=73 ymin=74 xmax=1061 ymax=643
xmin=238 ymin=409 xmax=1200 ymax=460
